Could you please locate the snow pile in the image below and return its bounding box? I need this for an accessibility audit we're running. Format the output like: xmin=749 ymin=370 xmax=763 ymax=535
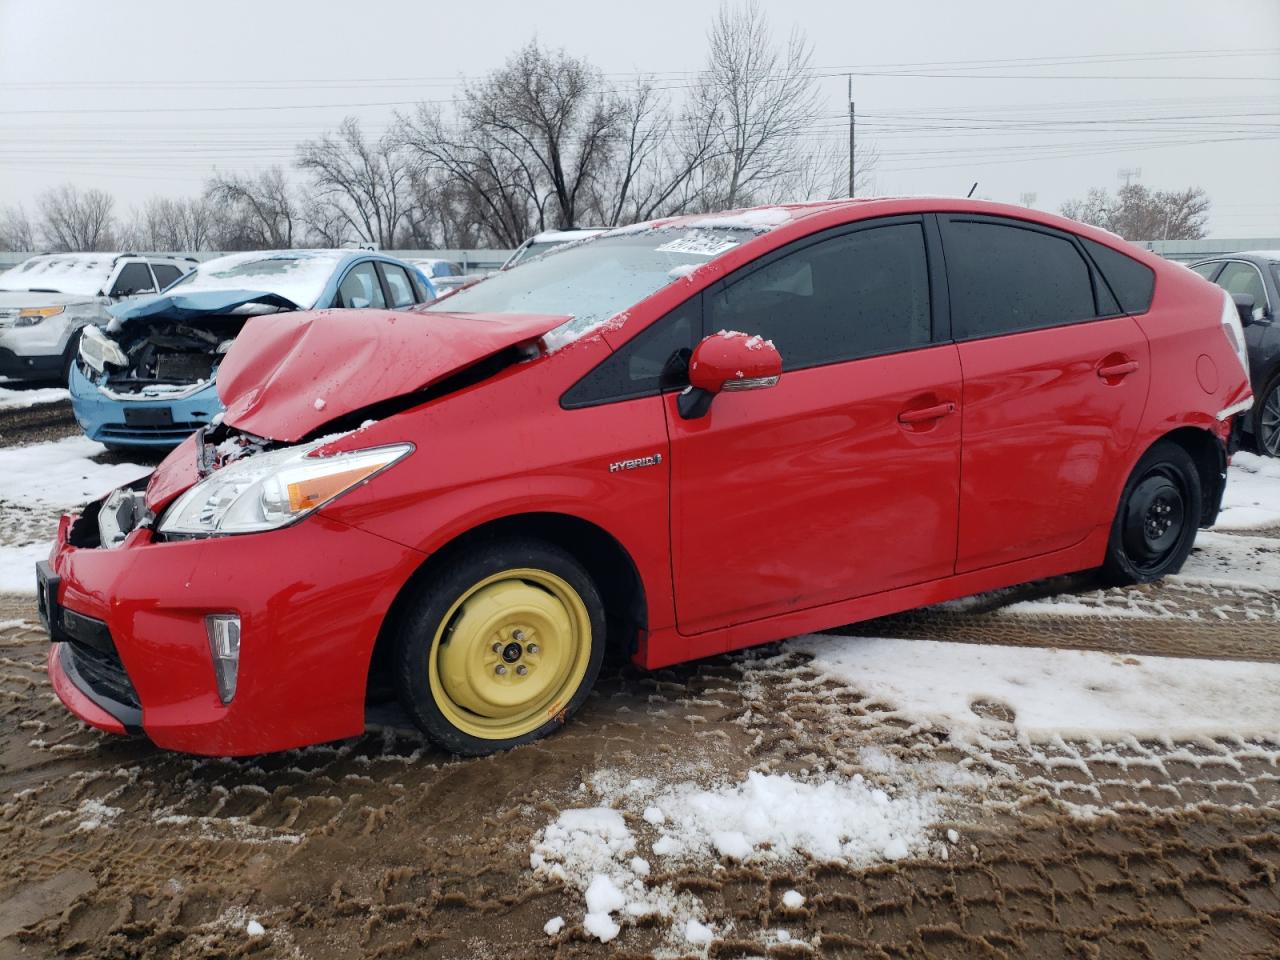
xmin=531 ymin=769 xmax=941 ymax=948
xmin=791 ymin=635 xmax=1280 ymax=743
xmin=644 ymin=771 xmax=936 ymax=865
xmin=1216 ymin=451 xmax=1280 ymax=529
xmin=0 ymin=385 xmax=70 ymax=410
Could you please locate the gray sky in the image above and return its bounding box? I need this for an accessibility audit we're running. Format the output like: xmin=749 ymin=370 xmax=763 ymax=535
xmin=1 ymin=0 xmax=1277 ymax=237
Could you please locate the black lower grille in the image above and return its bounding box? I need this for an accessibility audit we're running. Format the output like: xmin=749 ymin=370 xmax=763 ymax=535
xmin=99 ymin=422 xmax=204 ymax=442
xmin=61 ymin=638 xmax=141 ymax=712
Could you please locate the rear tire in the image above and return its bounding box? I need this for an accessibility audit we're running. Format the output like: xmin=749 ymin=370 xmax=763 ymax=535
xmin=1101 ymin=440 xmax=1202 ymax=586
xmin=392 ymin=538 xmax=606 ymax=756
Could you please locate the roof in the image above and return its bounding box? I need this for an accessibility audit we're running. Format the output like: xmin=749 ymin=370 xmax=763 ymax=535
xmin=164 ymin=249 xmax=355 ymax=309
xmin=0 ymin=253 xmax=119 ymax=297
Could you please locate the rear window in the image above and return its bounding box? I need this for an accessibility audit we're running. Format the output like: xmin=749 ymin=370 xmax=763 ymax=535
xmin=941 ymin=219 xmax=1096 ymax=339
xmin=1081 ymin=238 xmax=1156 ymax=315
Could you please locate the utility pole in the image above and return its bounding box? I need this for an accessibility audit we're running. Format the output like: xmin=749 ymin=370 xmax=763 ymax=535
xmin=847 ymin=75 xmax=855 ymax=198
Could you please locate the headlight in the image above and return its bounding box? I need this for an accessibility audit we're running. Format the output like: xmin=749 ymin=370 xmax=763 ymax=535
xmin=1219 ymin=290 xmax=1250 ymax=380
xmin=158 ymin=439 xmax=412 ymax=536
xmin=16 ymin=306 xmax=65 ymax=327
xmin=79 ymin=325 xmax=128 ymax=373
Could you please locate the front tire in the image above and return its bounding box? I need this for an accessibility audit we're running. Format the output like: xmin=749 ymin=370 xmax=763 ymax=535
xmin=393 ymin=538 xmax=605 ymax=755
xmin=1101 ymin=440 xmax=1202 ymax=586
xmin=1253 ymin=373 xmax=1280 ymax=457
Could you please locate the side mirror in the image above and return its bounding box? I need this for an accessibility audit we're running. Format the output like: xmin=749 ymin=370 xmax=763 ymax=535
xmin=1232 ymin=292 xmax=1258 ymax=326
xmin=678 ymin=331 xmax=782 ymax=419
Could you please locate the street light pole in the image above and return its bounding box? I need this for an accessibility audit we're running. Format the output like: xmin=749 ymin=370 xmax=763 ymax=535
xmin=847 ymin=75 xmax=855 ymax=198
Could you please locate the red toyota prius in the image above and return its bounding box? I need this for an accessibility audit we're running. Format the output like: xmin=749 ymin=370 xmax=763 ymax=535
xmin=39 ymin=198 xmax=1253 ymax=756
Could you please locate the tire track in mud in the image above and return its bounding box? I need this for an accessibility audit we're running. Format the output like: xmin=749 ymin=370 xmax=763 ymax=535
xmin=4 ymin=608 xmax=1280 ymax=959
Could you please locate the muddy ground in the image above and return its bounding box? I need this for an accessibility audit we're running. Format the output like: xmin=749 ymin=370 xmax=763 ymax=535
xmin=1 ymin=397 xmax=1278 ymax=959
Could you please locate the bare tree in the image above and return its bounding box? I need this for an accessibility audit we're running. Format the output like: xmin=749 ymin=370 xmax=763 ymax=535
xmin=693 ymin=1 xmax=823 ymax=209
xmin=205 ymin=167 xmax=301 ymax=250
xmin=124 ymin=196 xmax=216 ymax=251
xmin=1062 ymin=183 xmax=1210 ymax=240
xmin=0 ymin=204 xmax=36 ymax=252
xmin=297 ymin=118 xmax=412 ymax=249
xmin=37 ymin=185 xmax=117 ymax=252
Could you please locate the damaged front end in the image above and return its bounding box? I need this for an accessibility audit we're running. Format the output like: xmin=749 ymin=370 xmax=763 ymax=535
xmin=69 ymin=291 xmax=299 ymax=448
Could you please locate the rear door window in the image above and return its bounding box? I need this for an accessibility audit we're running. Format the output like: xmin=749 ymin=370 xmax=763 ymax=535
xmin=151 ymin=263 xmax=183 ymax=288
xmin=705 ymin=220 xmax=932 ymax=371
xmin=941 ymin=218 xmax=1096 ymax=339
xmin=110 ymin=262 xmax=157 ymax=297
xmin=337 ymin=262 xmax=387 ymax=309
xmin=1190 ymin=261 xmax=1222 ymax=281
xmin=379 ymin=263 xmax=416 ymax=307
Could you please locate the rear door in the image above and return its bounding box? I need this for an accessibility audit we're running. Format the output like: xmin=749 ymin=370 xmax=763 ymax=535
xmin=665 ymin=216 xmax=963 ymax=634
xmin=938 ymin=215 xmax=1151 ymax=573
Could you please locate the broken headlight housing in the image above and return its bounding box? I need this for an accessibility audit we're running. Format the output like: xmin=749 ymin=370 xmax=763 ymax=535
xmin=157 ymin=439 xmax=412 ymax=537
xmin=79 ymin=324 xmax=128 ymax=373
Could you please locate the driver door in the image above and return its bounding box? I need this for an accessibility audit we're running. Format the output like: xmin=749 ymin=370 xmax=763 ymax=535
xmin=665 ymin=217 xmax=963 ymax=635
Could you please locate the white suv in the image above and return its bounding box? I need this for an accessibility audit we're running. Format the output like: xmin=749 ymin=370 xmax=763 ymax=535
xmin=0 ymin=252 xmax=196 ymax=382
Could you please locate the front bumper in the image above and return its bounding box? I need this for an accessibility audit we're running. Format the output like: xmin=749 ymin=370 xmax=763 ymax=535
xmin=68 ymin=362 xmax=222 ymax=447
xmin=41 ymin=501 xmax=426 ymax=756
xmin=0 ymin=345 xmax=63 ymax=379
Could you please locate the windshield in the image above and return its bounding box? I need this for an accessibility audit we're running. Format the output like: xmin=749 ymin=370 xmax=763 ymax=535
xmin=165 ymin=250 xmax=348 ymax=308
xmin=0 ymin=254 xmax=116 ymax=297
xmin=432 ymin=227 xmax=753 ymax=346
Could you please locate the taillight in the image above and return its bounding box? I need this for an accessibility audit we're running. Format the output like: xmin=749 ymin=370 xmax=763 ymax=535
xmin=1219 ymin=290 xmax=1250 ymax=379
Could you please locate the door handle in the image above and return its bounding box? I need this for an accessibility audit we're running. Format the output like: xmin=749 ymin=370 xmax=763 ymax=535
xmin=1098 ymin=360 xmax=1139 ymax=379
xmin=898 ymin=401 xmax=957 ymax=424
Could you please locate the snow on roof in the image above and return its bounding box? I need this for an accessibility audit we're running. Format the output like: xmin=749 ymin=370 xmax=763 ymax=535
xmin=0 ymin=253 xmax=118 ymax=297
xmin=170 ymin=249 xmax=350 ymax=308
xmin=1238 ymin=250 xmax=1280 ymax=262
xmin=531 ymin=229 xmax=604 ymax=243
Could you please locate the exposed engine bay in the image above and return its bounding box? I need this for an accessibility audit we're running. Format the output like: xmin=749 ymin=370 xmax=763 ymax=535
xmin=85 ymin=317 xmax=245 ymax=395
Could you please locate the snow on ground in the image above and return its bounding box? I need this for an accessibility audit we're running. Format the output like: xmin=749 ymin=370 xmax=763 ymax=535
xmin=1177 ymin=530 xmax=1280 ymax=590
xmin=789 ymin=635 xmax=1280 ymax=743
xmin=1216 ymin=451 xmax=1280 ymax=529
xmin=0 ymin=542 xmax=52 ymax=593
xmin=0 ymin=436 xmax=151 ymax=595
xmin=0 ymin=384 xmax=69 ymax=410
xmin=0 ymin=435 xmax=149 ymax=507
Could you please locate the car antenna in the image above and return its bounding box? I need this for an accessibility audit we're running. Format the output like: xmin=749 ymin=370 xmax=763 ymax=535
xmin=966 ymin=182 xmax=978 ymax=198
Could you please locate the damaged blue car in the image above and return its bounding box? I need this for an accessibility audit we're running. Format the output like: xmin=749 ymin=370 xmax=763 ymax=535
xmin=69 ymin=249 xmax=435 ymax=449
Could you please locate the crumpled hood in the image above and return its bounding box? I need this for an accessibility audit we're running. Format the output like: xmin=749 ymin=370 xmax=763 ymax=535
xmin=216 ymin=308 xmax=568 ymax=442
xmin=105 ymin=289 xmax=300 ymax=333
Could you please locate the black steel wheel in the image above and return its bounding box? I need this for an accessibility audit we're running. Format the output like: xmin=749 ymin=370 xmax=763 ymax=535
xmin=1102 ymin=440 xmax=1202 ymax=585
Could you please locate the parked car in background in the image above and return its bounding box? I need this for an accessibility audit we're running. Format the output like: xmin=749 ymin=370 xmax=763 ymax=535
xmin=0 ymin=253 xmax=195 ymax=381
xmin=408 ymin=258 xmax=472 ymax=295
xmin=41 ymin=199 xmax=1252 ymax=758
xmin=1190 ymin=252 xmax=1280 ymax=455
xmin=501 ymin=228 xmax=603 ymax=269
xmin=69 ymin=249 xmax=435 ymax=449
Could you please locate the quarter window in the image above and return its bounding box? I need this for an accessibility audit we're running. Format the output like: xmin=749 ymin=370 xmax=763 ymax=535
xmin=337 ymin=262 xmax=387 ymax=309
xmin=1190 ymin=262 xmax=1221 ymax=281
xmin=942 ymin=219 xmax=1096 ymax=339
xmin=1080 ymin=238 xmax=1156 ymax=314
xmin=705 ymin=221 xmax=931 ymax=370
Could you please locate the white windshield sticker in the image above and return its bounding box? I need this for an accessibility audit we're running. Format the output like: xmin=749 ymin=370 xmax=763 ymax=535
xmin=655 ymin=235 xmax=739 ymax=257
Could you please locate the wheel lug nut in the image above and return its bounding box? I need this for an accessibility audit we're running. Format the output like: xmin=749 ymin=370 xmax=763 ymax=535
xmin=495 ymin=665 xmax=507 ymax=676
xmin=527 ymin=643 xmax=539 ymax=654
xmin=516 ymin=665 xmax=528 ymax=676
xmin=513 ymin=629 xmax=525 ymax=641
xmin=492 ymin=642 xmax=502 ymax=653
